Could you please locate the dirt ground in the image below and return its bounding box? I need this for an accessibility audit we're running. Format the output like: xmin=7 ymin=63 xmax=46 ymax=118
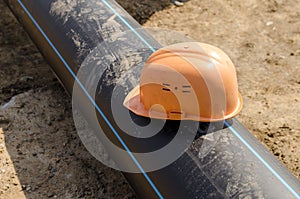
xmin=0 ymin=0 xmax=299 ymax=198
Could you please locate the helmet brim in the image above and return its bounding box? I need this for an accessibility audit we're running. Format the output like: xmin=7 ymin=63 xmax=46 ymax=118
xmin=123 ymin=86 xmax=243 ymax=122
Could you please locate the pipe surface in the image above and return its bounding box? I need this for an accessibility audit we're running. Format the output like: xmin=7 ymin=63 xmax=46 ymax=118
xmin=5 ymin=0 xmax=300 ymax=198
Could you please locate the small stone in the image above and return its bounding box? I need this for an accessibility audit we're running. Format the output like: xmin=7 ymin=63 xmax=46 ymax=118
xmin=19 ymin=76 xmax=33 ymax=82
xmin=51 ymin=167 xmax=57 ymax=173
xmin=26 ymin=186 xmax=31 ymax=192
xmin=266 ymin=21 xmax=274 ymax=26
xmin=3 ymin=184 xmax=9 ymax=190
xmin=245 ymin=42 xmax=255 ymax=48
xmin=171 ymin=0 xmax=184 ymax=6
xmin=47 ymin=192 xmax=55 ymax=198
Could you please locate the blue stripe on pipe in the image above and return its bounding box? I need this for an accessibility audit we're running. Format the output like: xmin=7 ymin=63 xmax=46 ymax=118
xmin=224 ymin=121 xmax=300 ymax=199
xmin=101 ymin=0 xmax=156 ymax=53
xmin=17 ymin=0 xmax=163 ymax=198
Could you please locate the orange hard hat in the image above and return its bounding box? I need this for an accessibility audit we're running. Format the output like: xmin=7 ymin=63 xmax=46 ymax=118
xmin=123 ymin=42 xmax=242 ymax=122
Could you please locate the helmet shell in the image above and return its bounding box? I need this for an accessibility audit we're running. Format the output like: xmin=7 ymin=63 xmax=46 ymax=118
xmin=123 ymin=42 xmax=242 ymax=122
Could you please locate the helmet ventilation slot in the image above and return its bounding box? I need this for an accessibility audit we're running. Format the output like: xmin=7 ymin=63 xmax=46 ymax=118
xmin=182 ymin=85 xmax=191 ymax=88
xmin=170 ymin=111 xmax=183 ymax=115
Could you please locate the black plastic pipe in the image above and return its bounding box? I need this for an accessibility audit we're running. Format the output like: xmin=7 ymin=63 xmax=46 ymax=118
xmin=5 ymin=0 xmax=300 ymax=198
